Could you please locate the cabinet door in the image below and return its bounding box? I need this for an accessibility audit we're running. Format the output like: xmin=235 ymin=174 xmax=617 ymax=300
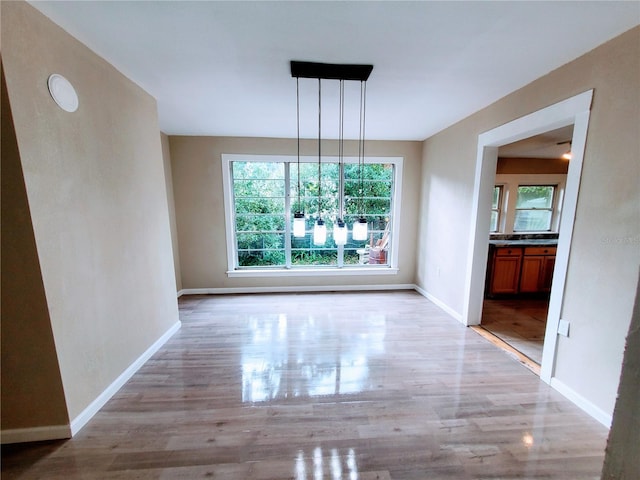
xmin=520 ymin=256 xmax=544 ymax=293
xmin=540 ymin=255 xmax=556 ymax=292
xmin=491 ymin=251 xmax=522 ymax=294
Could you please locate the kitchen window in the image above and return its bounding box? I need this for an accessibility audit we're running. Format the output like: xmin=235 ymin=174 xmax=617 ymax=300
xmin=492 ymin=175 xmax=565 ymax=234
xmin=490 ymin=186 xmax=503 ymax=233
xmin=221 ymin=154 xmax=402 ymax=276
xmin=514 ymin=185 xmax=556 ymax=232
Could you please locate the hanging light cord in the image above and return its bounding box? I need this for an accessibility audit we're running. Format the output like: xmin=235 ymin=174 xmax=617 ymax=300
xmin=358 ymin=81 xmax=366 ymax=217
xmin=296 ymin=77 xmax=301 ymax=214
xmin=338 ymin=79 xmax=345 ymax=222
xmin=317 ymin=78 xmax=322 ymax=220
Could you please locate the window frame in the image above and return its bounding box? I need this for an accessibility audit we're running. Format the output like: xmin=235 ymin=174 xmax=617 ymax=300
xmin=513 ymin=184 xmax=557 ymax=232
xmin=490 ymin=185 xmax=503 ymax=233
xmin=493 ymin=174 xmax=566 ymax=234
xmin=221 ymin=154 xmax=403 ymax=277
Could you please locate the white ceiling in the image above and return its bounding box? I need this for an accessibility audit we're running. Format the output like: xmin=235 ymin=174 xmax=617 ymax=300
xmin=30 ymin=1 xmax=639 ymax=141
xmin=499 ymin=125 xmax=574 ymax=159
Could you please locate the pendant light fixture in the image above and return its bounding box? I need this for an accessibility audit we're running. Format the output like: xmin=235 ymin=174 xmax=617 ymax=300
xmin=313 ymin=78 xmax=326 ymax=245
xmin=333 ymin=79 xmax=348 ymax=246
xmin=290 ymin=61 xmax=373 ymax=246
xmin=293 ymin=77 xmax=306 ymax=237
xmin=352 ymin=80 xmax=369 ymax=241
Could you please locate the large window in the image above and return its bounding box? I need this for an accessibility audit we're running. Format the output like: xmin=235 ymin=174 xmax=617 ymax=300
xmin=222 ymin=155 xmax=402 ymax=274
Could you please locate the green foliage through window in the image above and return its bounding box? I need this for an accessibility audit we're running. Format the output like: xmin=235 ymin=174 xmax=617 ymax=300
xmin=230 ymin=159 xmax=397 ymax=268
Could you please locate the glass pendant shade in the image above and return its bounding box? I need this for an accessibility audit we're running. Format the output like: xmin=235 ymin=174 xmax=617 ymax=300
xmin=352 ymin=217 xmax=368 ymax=241
xmin=333 ymin=219 xmax=347 ymax=246
xmin=313 ymin=218 xmax=326 ymax=245
xmin=293 ymin=212 xmax=306 ymax=237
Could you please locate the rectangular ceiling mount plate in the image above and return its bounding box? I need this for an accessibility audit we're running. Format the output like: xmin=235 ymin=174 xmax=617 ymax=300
xmin=290 ymin=61 xmax=373 ymax=81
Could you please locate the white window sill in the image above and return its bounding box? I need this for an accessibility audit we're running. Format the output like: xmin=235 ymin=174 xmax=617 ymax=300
xmin=227 ymin=267 xmax=399 ymax=278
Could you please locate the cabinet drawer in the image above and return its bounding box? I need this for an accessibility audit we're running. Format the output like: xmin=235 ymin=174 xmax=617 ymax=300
xmin=495 ymin=247 xmax=523 ymax=256
xmin=524 ymin=246 xmax=556 ymax=256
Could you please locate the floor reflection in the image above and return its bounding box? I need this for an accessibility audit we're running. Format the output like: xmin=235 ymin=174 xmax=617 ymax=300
xmin=242 ymin=313 xmax=386 ymax=403
xmin=295 ymin=447 xmax=359 ymax=480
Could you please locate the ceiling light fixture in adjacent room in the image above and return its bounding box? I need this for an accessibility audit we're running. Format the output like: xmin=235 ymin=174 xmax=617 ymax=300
xmin=558 ymin=140 xmax=572 ymax=160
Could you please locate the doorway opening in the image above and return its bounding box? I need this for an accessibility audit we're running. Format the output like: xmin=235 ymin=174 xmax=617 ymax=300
xmin=478 ymin=125 xmax=573 ymax=373
xmin=462 ymin=90 xmax=593 ymax=384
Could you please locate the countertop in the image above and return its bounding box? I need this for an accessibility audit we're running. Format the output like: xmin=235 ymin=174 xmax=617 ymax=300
xmin=488 ymin=238 xmax=558 ymax=247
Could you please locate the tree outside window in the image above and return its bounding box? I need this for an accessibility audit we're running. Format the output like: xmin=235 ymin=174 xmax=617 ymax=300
xmin=230 ymin=158 xmax=397 ymax=269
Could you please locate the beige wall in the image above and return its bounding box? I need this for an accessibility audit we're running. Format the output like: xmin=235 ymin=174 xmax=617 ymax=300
xmin=417 ymin=26 xmax=640 ymax=415
xmin=170 ymin=136 xmax=422 ymax=290
xmin=161 ymin=133 xmax=182 ymax=292
xmin=1 ymin=1 xmax=179 ymax=424
xmin=1 ymin=64 xmax=70 ymax=432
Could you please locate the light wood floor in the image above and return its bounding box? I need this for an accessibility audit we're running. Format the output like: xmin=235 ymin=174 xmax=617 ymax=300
xmin=2 ymin=291 xmax=608 ymax=479
xmin=481 ymin=298 xmax=549 ymax=364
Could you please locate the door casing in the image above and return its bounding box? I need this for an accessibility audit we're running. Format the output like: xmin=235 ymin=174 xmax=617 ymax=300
xmin=462 ymin=90 xmax=593 ymax=384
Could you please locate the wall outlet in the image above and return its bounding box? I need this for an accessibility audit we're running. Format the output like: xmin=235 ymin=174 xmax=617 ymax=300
xmin=558 ymin=319 xmax=570 ymax=337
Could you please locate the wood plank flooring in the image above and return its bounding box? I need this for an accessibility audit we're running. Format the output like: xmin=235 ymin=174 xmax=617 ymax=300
xmin=2 ymin=291 xmax=608 ymax=479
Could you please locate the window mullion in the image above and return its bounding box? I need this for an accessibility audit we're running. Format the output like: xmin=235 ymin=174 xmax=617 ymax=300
xmin=284 ymin=162 xmax=292 ymax=268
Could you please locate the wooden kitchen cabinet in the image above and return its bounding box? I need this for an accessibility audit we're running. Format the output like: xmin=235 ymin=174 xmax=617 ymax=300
xmin=490 ymin=247 xmax=522 ymax=295
xmin=487 ymin=245 xmax=556 ymax=297
xmin=520 ymin=247 xmax=556 ymax=293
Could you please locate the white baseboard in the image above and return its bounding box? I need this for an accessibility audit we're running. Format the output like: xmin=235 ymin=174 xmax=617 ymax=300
xmin=179 ymin=284 xmax=416 ymax=295
xmin=69 ymin=321 xmax=181 ymax=436
xmin=1 ymin=424 xmax=72 ymax=445
xmin=413 ymin=285 xmax=463 ymax=323
xmin=550 ymin=377 xmax=612 ymax=428
xmin=177 ymin=289 xmax=186 ymax=297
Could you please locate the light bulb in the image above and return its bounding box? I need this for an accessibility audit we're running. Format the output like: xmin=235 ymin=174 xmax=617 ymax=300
xmin=313 ymin=218 xmax=326 ymax=245
xmin=333 ymin=219 xmax=347 ymax=246
xmin=352 ymin=217 xmax=368 ymax=241
xmin=293 ymin=212 xmax=306 ymax=237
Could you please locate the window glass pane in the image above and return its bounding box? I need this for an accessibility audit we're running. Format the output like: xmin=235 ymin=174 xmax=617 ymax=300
xmin=235 ymin=214 xmax=285 ymax=233
xmin=234 ymin=162 xmax=284 ymax=180
xmin=516 ymin=186 xmax=554 ymax=209
xmin=291 ymin=248 xmax=338 ymax=266
xmin=234 ymin=179 xmax=285 ymax=198
xmin=238 ymin=249 xmax=286 ymax=267
xmin=490 ymin=211 xmax=498 ymax=232
xmin=492 ymin=186 xmax=500 ymax=209
xmin=514 ymin=210 xmax=552 ymax=231
xmin=235 ymin=198 xmax=285 ymax=215
xmin=290 ymin=163 xmax=339 ymax=218
xmin=232 ymin=161 xmax=285 ymax=267
xmin=237 ymin=232 xmax=285 ymax=250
